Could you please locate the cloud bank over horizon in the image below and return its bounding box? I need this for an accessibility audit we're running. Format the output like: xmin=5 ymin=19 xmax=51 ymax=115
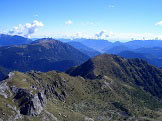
xmin=2 ymin=19 xmax=162 ymax=42
xmin=8 ymin=20 xmax=43 ymax=38
xmin=49 ymin=31 xmax=162 ymax=42
xmin=65 ymin=20 xmax=73 ymax=25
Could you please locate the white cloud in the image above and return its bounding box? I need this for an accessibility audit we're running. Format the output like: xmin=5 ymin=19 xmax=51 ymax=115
xmin=57 ymin=31 xmax=162 ymax=42
xmin=105 ymin=32 xmax=162 ymax=41
xmin=95 ymin=31 xmax=109 ymax=39
xmin=108 ymin=5 xmax=115 ymax=8
xmin=155 ymin=21 xmax=162 ymax=26
xmin=94 ymin=31 xmax=162 ymax=41
xmin=34 ymin=14 xmax=39 ymax=17
xmin=8 ymin=20 xmax=44 ymax=38
xmin=95 ymin=31 xmax=105 ymax=38
xmin=65 ymin=20 xmax=73 ymax=25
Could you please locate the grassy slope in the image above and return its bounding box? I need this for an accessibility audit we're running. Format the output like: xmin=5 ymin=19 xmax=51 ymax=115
xmin=0 ymin=69 xmax=162 ymax=121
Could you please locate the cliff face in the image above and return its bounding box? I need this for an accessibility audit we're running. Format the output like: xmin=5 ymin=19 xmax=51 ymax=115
xmin=0 ymin=71 xmax=65 ymax=121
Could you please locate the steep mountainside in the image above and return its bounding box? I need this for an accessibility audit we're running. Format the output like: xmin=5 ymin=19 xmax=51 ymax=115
xmin=67 ymin=54 xmax=162 ymax=98
xmin=67 ymin=41 xmax=100 ymax=57
xmin=0 ymin=38 xmax=89 ymax=72
xmin=0 ymin=55 xmax=162 ymax=121
xmin=0 ymin=34 xmax=32 ymax=46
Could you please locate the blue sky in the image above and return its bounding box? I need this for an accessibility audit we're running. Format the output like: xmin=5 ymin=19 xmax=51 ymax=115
xmin=1 ymin=0 xmax=162 ymax=41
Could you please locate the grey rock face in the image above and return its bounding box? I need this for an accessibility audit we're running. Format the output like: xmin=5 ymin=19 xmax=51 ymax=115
xmin=85 ymin=117 xmax=94 ymax=121
xmin=0 ymin=82 xmax=12 ymax=98
xmin=11 ymin=86 xmax=45 ymax=116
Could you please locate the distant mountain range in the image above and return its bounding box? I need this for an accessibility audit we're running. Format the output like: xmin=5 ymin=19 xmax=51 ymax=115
xmin=0 ymin=38 xmax=89 ymax=73
xmin=59 ymin=38 xmax=162 ymax=68
xmin=1 ymin=35 xmax=162 ymax=52
xmin=118 ymin=50 xmax=162 ymax=67
xmin=104 ymin=40 xmax=162 ymax=52
xmin=105 ymin=46 xmax=162 ymax=68
xmin=1 ymin=34 xmax=162 ymax=69
xmin=0 ymin=35 xmax=162 ymax=120
xmin=60 ymin=38 xmax=113 ymax=52
xmin=101 ymin=40 xmax=162 ymax=68
xmin=104 ymin=45 xmax=132 ymax=54
xmin=60 ymin=38 xmax=162 ymax=54
xmin=0 ymin=34 xmax=32 ymax=46
xmin=67 ymin=41 xmax=100 ymax=57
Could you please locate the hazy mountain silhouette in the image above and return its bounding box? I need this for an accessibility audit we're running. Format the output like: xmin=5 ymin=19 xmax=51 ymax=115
xmin=0 ymin=38 xmax=89 ymax=72
xmin=67 ymin=41 xmax=100 ymax=57
xmin=0 ymin=34 xmax=32 ymax=46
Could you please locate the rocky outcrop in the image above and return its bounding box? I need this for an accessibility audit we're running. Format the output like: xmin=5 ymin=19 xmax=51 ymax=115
xmin=0 ymin=64 xmax=161 ymax=121
xmin=0 ymin=72 xmax=14 ymax=98
xmin=11 ymin=86 xmax=45 ymax=116
xmin=0 ymin=71 xmax=69 ymax=119
xmin=0 ymin=82 xmax=13 ymax=99
xmin=85 ymin=117 xmax=94 ymax=121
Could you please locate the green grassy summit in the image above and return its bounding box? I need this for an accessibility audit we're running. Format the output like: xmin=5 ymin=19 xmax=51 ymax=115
xmin=67 ymin=54 xmax=162 ymax=99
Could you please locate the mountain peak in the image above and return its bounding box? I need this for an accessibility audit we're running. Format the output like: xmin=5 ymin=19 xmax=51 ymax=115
xmin=0 ymin=38 xmax=89 ymax=72
xmin=67 ymin=54 xmax=162 ymax=98
xmin=31 ymin=38 xmax=64 ymax=49
xmin=32 ymin=38 xmax=60 ymax=44
xmin=67 ymin=54 xmax=149 ymax=79
xmin=67 ymin=54 xmax=127 ymax=79
xmin=0 ymin=34 xmax=32 ymax=46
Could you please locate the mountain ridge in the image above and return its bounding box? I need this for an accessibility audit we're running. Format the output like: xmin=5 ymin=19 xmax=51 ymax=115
xmin=0 ymin=38 xmax=89 ymax=72
xmin=0 ymin=54 xmax=162 ymax=120
xmin=0 ymin=34 xmax=32 ymax=46
xmin=67 ymin=54 xmax=162 ymax=99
